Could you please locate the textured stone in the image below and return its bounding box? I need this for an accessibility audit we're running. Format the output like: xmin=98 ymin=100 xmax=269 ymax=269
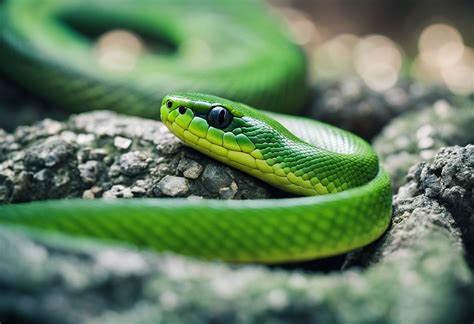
xmin=114 ymin=136 xmax=132 ymax=150
xmin=119 ymin=151 xmax=150 ymax=176
xmin=177 ymin=158 xmax=203 ymax=179
xmin=157 ymin=175 xmax=189 ymax=197
xmin=374 ymin=100 xmax=474 ymax=191
xmin=309 ymin=79 xmax=454 ymax=140
xmin=0 ymin=111 xmax=275 ymax=203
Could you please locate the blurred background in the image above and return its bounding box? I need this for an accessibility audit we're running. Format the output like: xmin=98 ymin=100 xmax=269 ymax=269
xmin=271 ymin=0 xmax=473 ymax=94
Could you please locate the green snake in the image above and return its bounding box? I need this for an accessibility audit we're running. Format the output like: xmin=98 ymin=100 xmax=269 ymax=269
xmin=0 ymin=0 xmax=392 ymax=263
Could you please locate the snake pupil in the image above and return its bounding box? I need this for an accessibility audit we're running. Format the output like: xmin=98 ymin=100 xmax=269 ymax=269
xmin=178 ymin=106 xmax=187 ymax=114
xmin=166 ymin=100 xmax=172 ymax=108
xmin=218 ymin=110 xmax=225 ymax=124
xmin=208 ymin=106 xmax=232 ymax=129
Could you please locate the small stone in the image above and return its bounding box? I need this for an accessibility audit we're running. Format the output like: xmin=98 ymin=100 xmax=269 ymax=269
xmin=43 ymin=119 xmax=63 ymax=135
xmin=157 ymin=175 xmax=189 ymax=197
xmin=90 ymin=148 xmax=108 ymax=160
xmin=219 ymin=181 xmax=238 ymax=199
xmin=103 ymin=185 xmax=126 ymax=198
xmin=24 ymin=139 xmax=74 ymax=169
xmin=76 ymin=133 xmax=95 ymax=145
xmin=108 ymin=164 xmax=121 ymax=177
xmin=114 ymin=136 xmax=132 ymax=150
xmin=60 ymin=131 xmax=77 ymax=143
xmin=33 ymin=169 xmax=48 ymax=182
xmin=82 ymin=190 xmax=95 ymax=199
xmin=156 ymin=135 xmax=182 ymax=155
xmin=90 ymin=186 xmax=102 ymax=194
xmin=78 ymin=160 xmax=99 ymax=184
xmin=201 ymin=164 xmax=233 ymax=194
xmin=122 ymin=187 xmax=134 ymax=198
xmin=119 ymin=151 xmax=150 ymax=176
xmin=131 ymin=186 xmax=146 ymax=196
xmin=178 ymin=158 xmax=203 ymax=179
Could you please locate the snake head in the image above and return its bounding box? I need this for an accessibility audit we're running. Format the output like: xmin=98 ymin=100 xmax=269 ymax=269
xmin=160 ymin=92 xmax=325 ymax=196
xmin=160 ymin=92 xmax=259 ymax=155
xmin=160 ymin=93 xmax=300 ymax=188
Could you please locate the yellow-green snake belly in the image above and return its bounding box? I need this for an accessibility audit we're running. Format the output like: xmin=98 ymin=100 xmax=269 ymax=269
xmin=0 ymin=0 xmax=392 ymax=263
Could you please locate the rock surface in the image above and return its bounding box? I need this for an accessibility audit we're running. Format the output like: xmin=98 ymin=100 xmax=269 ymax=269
xmin=374 ymin=99 xmax=474 ymax=191
xmin=0 ymin=106 xmax=473 ymax=323
xmin=0 ymin=111 xmax=279 ymax=203
xmin=309 ymin=79 xmax=455 ymax=140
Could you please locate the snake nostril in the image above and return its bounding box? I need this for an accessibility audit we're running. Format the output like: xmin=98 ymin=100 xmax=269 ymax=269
xmin=178 ymin=106 xmax=187 ymax=114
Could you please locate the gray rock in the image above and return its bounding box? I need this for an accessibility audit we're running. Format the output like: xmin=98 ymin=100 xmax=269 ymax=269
xmin=119 ymin=151 xmax=150 ymax=177
xmin=78 ymin=160 xmax=100 ymax=184
xmin=374 ymin=100 xmax=474 ymax=191
xmin=0 ymin=111 xmax=276 ymax=204
xmin=346 ymin=145 xmax=473 ymax=268
xmin=24 ymin=138 xmax=75 ymax=169
xmin=177 ymin=158 xmax=203 ymax=179
xmin=1 ymin=133 xmax=473 ymax=323
xmin=201 ymin=164 xmax=234 ymax=194
xmin=309 ymin=78 xmax=454 ymax=140
xmin=114 ymin=136 xmax=132 ymax=150
xmin=156 ymin=175 xmax=189 ymax=197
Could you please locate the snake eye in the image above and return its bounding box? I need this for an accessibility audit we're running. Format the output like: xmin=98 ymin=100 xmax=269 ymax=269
xmin=178 ymin=106 xmax=187 ymax=114
xmin=166 ymin=100 xmax=172 ymax=108
xmin=208 ymin=106 xmax=232 ymax=129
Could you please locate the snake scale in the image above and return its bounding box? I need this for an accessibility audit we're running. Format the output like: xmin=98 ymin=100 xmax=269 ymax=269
xmin=0 ymin=0 xmax=392 ymax=263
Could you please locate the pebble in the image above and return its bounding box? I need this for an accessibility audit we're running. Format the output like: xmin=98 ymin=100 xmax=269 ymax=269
xmin=114 ymin=136 xmax=132 ymax=150
xmin=76 ymin=134 xmax=95 ymax=146
xmin=157 ymin=175 xmax=189 ymax=197
xmin=219 ymin=181 xmax=238 ymax=199
xmin=119 ymin=151 xmax=149 ymax=176
xmin=178 ymin=158 xmax=203 ymax=179
xmin=78 ymin=160 xmax=99 ymax=184
xmin=24 ymin=139 xmax=74 ymax=169
xmin=201 ymin=164 xmax=233 ymax=194
xmin=103 ymin=185 xmax=126 ymax=198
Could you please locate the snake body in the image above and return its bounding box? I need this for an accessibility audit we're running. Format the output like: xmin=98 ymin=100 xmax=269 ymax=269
xmin=0 ymin=0 xmax=392 ymax=263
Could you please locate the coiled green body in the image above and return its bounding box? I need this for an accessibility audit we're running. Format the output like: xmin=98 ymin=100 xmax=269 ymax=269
xmin=0 ymin=0 xmax=392 ymax=263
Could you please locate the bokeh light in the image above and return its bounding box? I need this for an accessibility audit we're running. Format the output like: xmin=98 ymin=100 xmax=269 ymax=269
xmin=312 ymin=34 xmax=359 ymax=80
xmin=95 ymin=29 xmax=144 ymax=72
xmin=418 ymin=24 xmax=464 ymax=68
xmin=354 ymin=35 xmax=402 ymax=92
xmin=413 ymin=23 xmax=474 ymax=95
xmin=276 ymin=7 xmax=321 ymax=47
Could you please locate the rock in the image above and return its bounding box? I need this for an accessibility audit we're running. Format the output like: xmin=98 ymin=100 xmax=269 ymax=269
xmin=346 ymin=145 xmax=473 ymax=267
xmin=24 ymin=139 xmax=75 ymax=169
xmin=0 ymin=111 xmax=276 ymax=203
xmin=308 ymin=78 xmax=454 ymax=140
xmin=114 ymin=136 xmax=132 ymax=150
xmin=1 ymin=130 xmax=473 ymax=323
xmin=78 ymin=160 xmax=100 ymax=184
xmin=374 ymin=100 xmax=474 ymax=191
xmin=201 ymin=164 xmax=234 ymax=194
xmin=119 ymin=151 xmax=150 ymax=177
xmin=156 ymin=175 xmax=189 ymax=197
xmin=177 ymin=158 xmax=203 ymax=179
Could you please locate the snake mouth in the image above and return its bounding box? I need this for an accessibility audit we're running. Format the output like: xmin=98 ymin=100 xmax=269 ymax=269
xmin=161 ymin=102 xmax=264 ymax=169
